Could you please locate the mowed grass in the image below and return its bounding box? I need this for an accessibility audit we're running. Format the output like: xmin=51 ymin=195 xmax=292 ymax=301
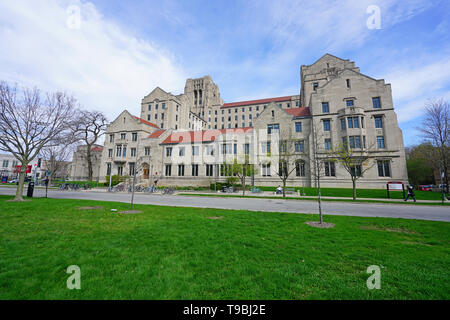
xmin=254 ymin=186 xmax=448 ymax=200
xmin=0 ymin=195 xmax=449 ymax=300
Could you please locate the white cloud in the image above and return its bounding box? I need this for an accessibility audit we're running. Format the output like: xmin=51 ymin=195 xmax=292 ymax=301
xmin=0 ymin=0 xmax=186 ymax=121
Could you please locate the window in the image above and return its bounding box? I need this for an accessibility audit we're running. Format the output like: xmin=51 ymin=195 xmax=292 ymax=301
xmin=249 ymin=114 xmax=252 ymax=120
xmin=346 ymin=79 xmax=351 ymax=88
xmin=324 ymin=161 xmax=336 ymax=176
xmin=117 ymin=166 xmax=123 ymax=176
xmin=377 ymin=160 xmax=391 ymax=177
xmin=279 ymin=140 xmax=287 ymax=153
xmin=346 ymin=99 xmax=354 ymax=107
xmin=256 ymin=106 xmax=259 ymax=111
xmin=122 ymin=146 xmax=127 ymax=157
xmin=242 ymin=115 xmax=245 ymax=120
xmin=349 ymin=136 xmax=361 ymax=149
xmin=192 ymin=146 xmax=199 ymax=156
xmin=233 ymin=143 xmax=237 ymax=155
xmin=166 ymin=147 xmax=172 ymax=157
xmin=271 ymin=110 xmax=275 ymax=117
xmin=147 ymin=114 xmax=151 ymax=121
xmin=372 ymin=97 xmax=381 ymax=109
xmin=161 ymin=113 xmax=165 ymax=120
xmin=374 ymin=116 xmax=383 ymax=128
xmin=261 ymin=142 xmax=271 ymax=154
xmin=144 ymin=147 xmax=151 ymax=156
xmin=129 ymin=162 xmax=135 ymax=176
xmin=323 ymin=119 xmax=331 ymax=131
xmin=206 ymin=145 xmax=214 ymax=156
xmin=221 ymin=143 xmax=232 ymax=154
xmin=295 ymin=141 xmax=304 ymax=152
xmin=347 ymin=117 xmax=359 ymax=128
xmin=179 ymin=147 xmax=185 ymax=156
xmin=132 ymin=132 xmax=137 ymax=141
xmin=350 ymin=165 xmax=362 ymax=177
xmin=262 ymin=163 xmax=271 ymax=176
xmin=191 ymin=164 xmax=199 ymax=176
xmin=295 ymin=122 xmax=302 ymax=132
xmin=178 ymin=164 xmax=185 ymax=176
xmin=162 ymin=103 xmax=166 ymax=109
xmin=165 ymin=164 xmax=171 ymax=176
xmin=116 ymin=145 xmax=122 ymax=157
xmin=109 ymin=134 xmax=114 ymax=142
xmin=296 ymin=101 xmax=299 ymax=107
xmin=131 ymin=148 xmax=136 ymax=157
xmin=228 ymin=109 xmax=231 ymax=114
xmin=313 ymin=82 xmax=318 ymax=91
xmin=267 ymin=124 xmax=280 ymax=134
xmin=121 ymin=133 xmax=126 ymax=140
xmin=322 ymin=102 xmax=329 ymax=113
xmin=341 ymin=118 xmax=346 ymax=130
xmin=296 ymin=160 xmax=306 ymax=177
xmin=377 ymin=136 xmax=385 ymax=148
xmin=235 ymin=115 xmax=237 ymax=121
xmin=325 ymin=138 xmax=331 ymax=150
xmin=228 ymin=116 xmax=231 ymax=121
xmin=249 ymin=107 xmax=252 ymax=112
xmin=108 ymin=149 xmax=113 ymax=158
xmin=206 ymin=164 xmax=214 ymax=177
xmin=279 ymin=161 xmax=288 ymax=176
xmin=155 ymin=114 xmax=158 ymax=120
xmin=244 ymin=143 xmax=250 ymax=155
xmin=148 ymin=104 xmax=151 ymax=111
xmin=107 ymin=163 xmax=111 ymax=176
xmin=2 ymin=160 xmax=8 ymax=167
xmin=155 ymin=104 xmax=158 ymax=110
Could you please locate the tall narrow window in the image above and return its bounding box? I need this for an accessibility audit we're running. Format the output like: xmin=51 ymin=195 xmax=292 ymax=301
xmin=372 ymin=97 xmax=381 ymax=109
xmin=377 ymin=160 xmax=391 ymax=177
xmin=322 ymin=102 xmax=329 ymax=113
xmin=323 ymin=120 xmax=331 ymax=131
xmin=374 ymin=116 xmax=383 ymax=128
xmin=346 ymin=79 xmax=351 ymax=88
xmin=165 ymin=164 xmax=171 ymax=176
xmin=191 ymin=164 xmax=198 ymax=176
xmin=295 ymin=122 xmax=302 ymax=132
xmin=377 ymin=136 xmax=385 ymax=149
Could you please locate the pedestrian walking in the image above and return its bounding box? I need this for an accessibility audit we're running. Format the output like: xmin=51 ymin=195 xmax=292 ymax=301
xmin=404 ymin=185 xmax=416 ymax=202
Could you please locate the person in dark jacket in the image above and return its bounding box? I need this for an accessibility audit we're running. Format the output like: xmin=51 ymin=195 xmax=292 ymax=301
xmin=404 ymin=185 xmax=416 ymax=202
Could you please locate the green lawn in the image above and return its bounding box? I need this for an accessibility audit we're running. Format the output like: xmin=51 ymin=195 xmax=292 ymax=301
xmin=178 ymin=193 xmax=450 ymax=205
xmin=252 ymin=186 xmax=448 ymax=200
xmin=0 ymin=195 xmax=449 ymax=299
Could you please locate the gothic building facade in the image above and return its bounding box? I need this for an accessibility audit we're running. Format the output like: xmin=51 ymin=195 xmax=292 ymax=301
xmin=72 ymin=54 xmax=409 ymax=188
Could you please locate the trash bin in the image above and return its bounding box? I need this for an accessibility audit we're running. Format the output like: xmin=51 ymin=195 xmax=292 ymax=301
xmin=27 ymin=181 xmax=35 ymax=198
xmin=221 ymin=185 xmax=227 ymax=193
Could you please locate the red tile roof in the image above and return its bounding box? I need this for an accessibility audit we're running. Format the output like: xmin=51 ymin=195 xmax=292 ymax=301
xmin=91 ymin=146 xmax=103 ymax=152
xmin=284 ymin=107 xmax=311 ymax=117
xmin=161 ymin=127 xmax=253 ymax=145
xmin=133 ymin=116 xmax=159 ymax=128
xmin=148 ymin=129 xmax=166 ymax=139
xmin=221 ymin=96 xmax=292 ymax=108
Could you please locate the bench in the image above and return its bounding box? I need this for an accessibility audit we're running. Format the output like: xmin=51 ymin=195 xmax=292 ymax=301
xmin=274 ymin=187 xmax=296 ymax=195
xmin=251 ymin=187 xmax=261 ymax=193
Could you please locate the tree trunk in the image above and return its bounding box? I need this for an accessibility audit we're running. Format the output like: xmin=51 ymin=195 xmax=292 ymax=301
xmin=317 ymin=176 xmax=323 ymax=224
xmin=86 ymin=146 xmax=93 ymax=181
xmin=242 ymin=174 xmax=246 ymax=196
xmin=352 ymin=178 xmax=357 ymax=200
xmin=282 ymin=179 xmax=286 ymax=197
xmin=14 ymin=165 xmax=27 ymax=201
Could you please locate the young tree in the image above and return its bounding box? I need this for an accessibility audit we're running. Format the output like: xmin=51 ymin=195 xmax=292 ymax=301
xmin=328 ymin=142 xmax=376 ymax=200
xmin=308 ymin=125 xmax=327 ymax=224
xmin=0 ymin=81 xmax=76 ymax=201
xmin=275 ymin=139 xmax=300 ymax=197
xmin=72 ymin=110 xmax=108 ymax=181
xmin=418 ymin=99 xmax=449 ymax=193
xmin=230 ymin=156 xmax=257 ymax=196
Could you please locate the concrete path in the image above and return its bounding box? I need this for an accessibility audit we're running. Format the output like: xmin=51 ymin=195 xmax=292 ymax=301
xmin=1 ymin=188 xmax=449 ymax=222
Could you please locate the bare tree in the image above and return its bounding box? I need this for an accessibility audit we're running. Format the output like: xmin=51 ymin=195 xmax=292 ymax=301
xmin=72 ymin=110 xmax=108 ymax=181
xmin=418 ymin=99 xmax=449 ymax=193
xmin=308 ymin=124 xmax=327 ymax=224
xmin=275 ymin=138 xmax=300 ymax=197
xmin=39 ymin=141 xmax=76 ymax=183
xmin=0 ymin=81 xmax=76 ymax=201
xmin=328 ymin=142 xmax=376 ymax=200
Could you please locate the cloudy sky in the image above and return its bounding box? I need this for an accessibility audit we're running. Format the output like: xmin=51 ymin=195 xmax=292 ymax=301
xmin=1 ymin=0 xmax=449 ymax=146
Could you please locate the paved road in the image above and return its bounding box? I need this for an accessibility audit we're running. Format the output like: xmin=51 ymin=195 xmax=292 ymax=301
xmin=1 ymin=188 xmax=449 ymax=222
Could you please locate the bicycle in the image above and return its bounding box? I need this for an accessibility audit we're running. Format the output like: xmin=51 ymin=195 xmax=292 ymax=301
xmin=162 ymin=187 xmax=174 ymax=195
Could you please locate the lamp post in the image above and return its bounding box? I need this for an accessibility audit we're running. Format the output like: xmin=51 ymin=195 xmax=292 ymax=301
xmin=130 ymin=136 xmax=141 ymax=210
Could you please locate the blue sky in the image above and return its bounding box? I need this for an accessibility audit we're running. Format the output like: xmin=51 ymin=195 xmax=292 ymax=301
xmin=1 ymin=0 xmax=449 ymax=147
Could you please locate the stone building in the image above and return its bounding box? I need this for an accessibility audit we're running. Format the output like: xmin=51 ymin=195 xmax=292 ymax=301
xmin=69 ymin=144 xmax=103 ymax=181
xmin=73 ymin=54 xmax=409 ymax=188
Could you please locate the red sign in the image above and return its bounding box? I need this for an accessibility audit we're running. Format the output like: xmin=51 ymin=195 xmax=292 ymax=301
xmin=14 ymin=165 xmax=32 ymax=173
